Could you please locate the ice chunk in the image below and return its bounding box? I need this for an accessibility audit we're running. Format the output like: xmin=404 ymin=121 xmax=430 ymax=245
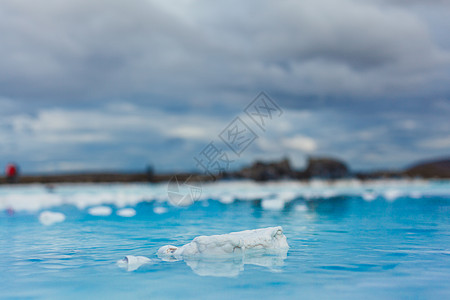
xmin=362 ymin=192 xmax=377 ymax=202
xmin=157 ymin=227 xmax=288 ymax=277
xmin=117 ymin=208 xmax=136 ymax=217
xmin=153 ymin=206 xmax=168 ymax=214
xmin=294 ymin=204 xmax=308 ymax=212
xmin=117 ymin=255 xmax=152 ymax=271
xmin=39 ymin=211 xmax=66 ymax=226
xmin=409 ymin=191 xmax=422 ymax=199
xmin=158 ymin=226 xmax=288 ymax=259
xmin=218 ymin=195 xmax=234 ymax=204
xmin=88 ymin=206 xmax=112 ymax=216
xmin=261 ymin=199 xmax=285 ymax=211
xmin=384 ymin=190 xmax=402 ymax=202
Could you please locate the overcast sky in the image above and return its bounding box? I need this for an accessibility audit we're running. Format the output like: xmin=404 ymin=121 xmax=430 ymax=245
xmin=0 ymin=0 xmax=449 ymax=174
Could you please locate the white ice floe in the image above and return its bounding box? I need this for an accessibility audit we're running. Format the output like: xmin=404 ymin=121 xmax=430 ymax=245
xmin=409 ymin=191 xmax=422 ymax=199
xmin=157 ymin=227 xmax=288 ymax=277
xmin=39 ymin=211 xmax=66 ymax=226
xmin=158 ymin=226 xmax=288 ymax=259
xmin=218 ymin=195 xmax=234 ymax=204
xmin=153 ymin=206 xmax=168 ymax=214
xmin=261 ymin=198 xmax=285 ymax=210
xmin=88 ymin=206 xmax=112 ymax=216
xmin=384 ymin=190 xmax=403 ymax=202
xmin=117 ymin=255 xmax=152 ymax=271
xmin=294 ymin=204 xmax=308 ymax=212
xmin=0 ymin=179 xmax=444 ymax=213
xmin=117 ymin=208 xmax=136 ymax=217
xmin=362 ymin=192 xmax=377 ymax=202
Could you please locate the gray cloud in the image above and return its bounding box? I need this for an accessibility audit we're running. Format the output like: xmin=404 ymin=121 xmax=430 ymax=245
xmin=0 ymin=0 xmax=449 ymax=103
xmin=0 ymin=0 xmax=449 ymax=172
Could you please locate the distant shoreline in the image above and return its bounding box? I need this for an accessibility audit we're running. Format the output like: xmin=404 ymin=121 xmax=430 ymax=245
xmin=1 ymin=156 xmax=449 ymax=185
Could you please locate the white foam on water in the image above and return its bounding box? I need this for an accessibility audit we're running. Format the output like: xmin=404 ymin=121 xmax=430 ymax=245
xmin=117 ymin=208 xmax=136 ymax=217
xmin=117 ymin=255 xmax=152 ymax=271
xmin=88 ymin=206 xmax=112 ymax=216
xmin=153 ymin=206 xmax=168 ymax=214
xmin=39 ymin=211 xmax=66 ymax=226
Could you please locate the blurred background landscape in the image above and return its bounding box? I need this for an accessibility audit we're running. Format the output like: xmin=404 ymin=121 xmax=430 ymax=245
xmin=0 ymin=0 xmax=449 ymax=181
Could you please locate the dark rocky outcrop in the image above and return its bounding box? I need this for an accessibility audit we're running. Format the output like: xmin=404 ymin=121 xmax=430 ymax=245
xmin=237 ymin=158 xmax=294 ymax=181
xmin=404 ymin=158 xmax=450 ymax=178
xmin=234 ymin=156 xmax=349 ymax=181
xmin=302 ymin=157 xmax=349 ymax=179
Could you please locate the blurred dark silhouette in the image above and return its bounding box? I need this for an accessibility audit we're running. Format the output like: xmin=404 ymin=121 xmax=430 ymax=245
xmin=238 ymin=157 xmax=294 ymax=181
xmin=304 ymin=157 xmax=349 ymax=179
xmin=405 ymin=158 xmax=450 ymax=178
xmin=5 ymin=162 xmax=19 ymax=183
xmin=146 ymin=164 xmax=154 ymax=181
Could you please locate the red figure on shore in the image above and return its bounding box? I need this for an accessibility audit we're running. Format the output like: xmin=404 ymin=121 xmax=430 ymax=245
xmin=5 ymin=163 xmax=18 ymax=183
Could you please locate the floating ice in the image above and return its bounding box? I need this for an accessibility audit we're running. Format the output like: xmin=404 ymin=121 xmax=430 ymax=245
xmin=409 ymin=191 xmax=422 ymax=199
xmin=294 ymin=204 xmax=308 ymax=212
xmin=157 ymin=227 xmax=288 ymax=277
xmin=384 ymin=190 xmax=403 ymax=202
xmin=39 ymin=211 xmax=66 ymax=226
xmin=158 ymin=226 xmax=288 ymax=259
xmin=362 ymin=192 xmax=377 ymax=202
xmin=117 ymin=255 xmax=152 ymax=271
xmin=0 ymin=179 xmax=444 ymax=213
xmin=153 ymin=206 xmax=168 ymax=214
xmin=261 ymin=199 xmax=285 ymax=211
xmin=88 ymin=206 xmax=112 ymax=216
xmin=117 ymin=208 xmax=136 ymax=217
xmin=218 ymin=195 xmax=234 ymax=204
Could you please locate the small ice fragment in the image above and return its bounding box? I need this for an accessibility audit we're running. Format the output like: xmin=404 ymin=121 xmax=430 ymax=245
xmin=409 ymin=191 xmax=422 ymax=199
xmin=117 ymin=255 xmax=152 ymax=271
xmin=158 ymin=226 xmax=289 ymax=259
xmin=362 ymin=192 xmax=377 ymax=202
xmin=322 ymin=190 xmax=336 ymax=199
xmin=219 ymin=195 xmax=234 ymax=204
xmin=88 ymin=206 xmax=112 ymax=216
xmin=39 ymin=211 xmax=66 ymax=226
xmin=117 ymin=208 xmax=136 ymax=217
xmin=153 ymin=207 xmax=168 ymax=214
xmin=294 ymin=204 xmax=308 ymax=212
xmin=261 ymin=199 xmax=285 ymax=211
xmin=384 ymin=190 xmax=402 ymax=202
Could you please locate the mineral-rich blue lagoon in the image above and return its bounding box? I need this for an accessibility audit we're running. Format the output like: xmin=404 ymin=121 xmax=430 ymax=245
xmin=1 ymin=180 xmax=450 ymax=299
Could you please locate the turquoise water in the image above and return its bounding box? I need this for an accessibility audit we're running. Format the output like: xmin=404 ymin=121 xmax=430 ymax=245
xmin=1 ymin=180 xmax=450 ymax=299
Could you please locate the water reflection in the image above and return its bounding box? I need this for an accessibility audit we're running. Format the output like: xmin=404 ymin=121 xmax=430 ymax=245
xmin=181 ymin=249 xmax=288 ymax=277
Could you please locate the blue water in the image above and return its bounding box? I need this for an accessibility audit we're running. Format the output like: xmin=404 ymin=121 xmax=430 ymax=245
xmin=1 ymin=181 xmax=450 ymax=299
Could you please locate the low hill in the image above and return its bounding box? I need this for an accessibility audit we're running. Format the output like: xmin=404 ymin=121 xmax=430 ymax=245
xmin=404 ymin=158 xmax=450 ymax=178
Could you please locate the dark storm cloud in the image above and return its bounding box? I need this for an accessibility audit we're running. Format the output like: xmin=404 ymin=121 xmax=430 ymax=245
xmin=0 ymin=0 xmax=449 ymax=172
xmin=1 ymin=0 xmax=449 ymax=104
